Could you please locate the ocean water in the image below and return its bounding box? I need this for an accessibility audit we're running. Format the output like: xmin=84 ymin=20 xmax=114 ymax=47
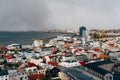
xmin=0 ymin=31 xmax=63 ymax=46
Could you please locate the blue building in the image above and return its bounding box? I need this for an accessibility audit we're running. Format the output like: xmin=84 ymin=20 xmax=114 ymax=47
xmin=79 ymin=26 xmax=86 ymax=38
xmin=0 ymin=70 xmax=9 ymax=80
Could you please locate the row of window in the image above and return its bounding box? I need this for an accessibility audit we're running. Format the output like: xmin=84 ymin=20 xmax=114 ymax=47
xmin=0 ymin=76 xmax=28 ymax=80
xmin=85 ymin=67 xmax=104 ymax=79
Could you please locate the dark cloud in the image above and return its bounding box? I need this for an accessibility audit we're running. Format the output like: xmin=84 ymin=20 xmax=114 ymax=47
xmin=45 ymin=0 xmax=120 ymax=30
xmin=0 ymin=0 xmax=120 ymax=31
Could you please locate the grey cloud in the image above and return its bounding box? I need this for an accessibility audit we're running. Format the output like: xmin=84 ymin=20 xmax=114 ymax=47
xmin=45 ymin=0 xmax=120 ymax=30
xmin=0 ymin=0 xmax=50 ymax=31
xmin=0 ymin=0 xmax=120 ymax=31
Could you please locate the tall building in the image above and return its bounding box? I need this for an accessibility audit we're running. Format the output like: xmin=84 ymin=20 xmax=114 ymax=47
xmin=79 ymin=26 xmax=86 ymax=38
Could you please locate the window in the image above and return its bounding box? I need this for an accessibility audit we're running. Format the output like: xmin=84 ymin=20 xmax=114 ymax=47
xmin=18 ymin=73 xmax=21 ymax=75
xmin=28 ymin=69 xmax=32 ymax=72
xmin=20 ymin=77 xmax=23 ymax=80
xmin=25 ymin=77 xmax=27 ymax=79
xmin=109 ymin=76 xmax=113 ymax=80
xmin=70 ymin=78 xmax=74 ymax=80
xmin=33 ymin=69 xmax=37 ymax=71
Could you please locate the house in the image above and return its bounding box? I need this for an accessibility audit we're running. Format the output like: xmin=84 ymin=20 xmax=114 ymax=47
xmin=17 ymin=69 xmax=28 ymax=80
xmin=75 ymin=54 xmax=88 ymax=61
xmin=46 ymin=67 xmax=60 ymax=78
xmin=29 ymin=58 xmax=43 ymax=65
xmin=0 ymin=70 xmax=9 ymax=80
xmin=25 ymin=66 xmax=46 ymax=76
xmin=9 ymin=69 xmax=28 ymax=80
xmin=61 ymin=54 xmax=75 ymax=61
xmin=108 ymin=51 xmax=120 ymax=61
xmin=59 ymin=61 xmax=80 ymax=67
xmin=37 ymin=69 xmax=46 ymax=75
xmin=25 ymin=67 xmax=38 ymax=75
xmin=8 ymin=70 xmax=17 ymax=80
xmin=7 ymin=43 xmax=22 ymax=50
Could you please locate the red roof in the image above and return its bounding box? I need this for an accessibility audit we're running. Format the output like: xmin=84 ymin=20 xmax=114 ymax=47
xmin=47 ymin=61 xmax=58 ymax=66
xmin=5 ymin=54 xmax=12 ymax=59
xmin=84 ymin=49 xmax=88 ymax=52
xmin=79 ymin=49 xmax=82 ymax=51
xmin=28 ymin=74 xmax=45 ymax=79
xmin=93 ymin=54 xmax=97 ymax=57
xmin=48 ymin=61 xmax=52 ymax=65
xmin=79 ymin=61 xmax=85 ymax=65
xmin=53 ymin=62 xmax=58 ymax=66
xmin=1 ymin=46 xmax=7 ymax=50
xmin=94 ymin=48 xmax=100 ymax=52
xmin=27 ymin=62 xmax=36 ymax=67
xmin=74 ymin=49 xmax=78 ymax=54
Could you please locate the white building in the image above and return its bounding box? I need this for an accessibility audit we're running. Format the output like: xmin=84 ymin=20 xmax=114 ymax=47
xmin=62 ymin=56 xmax=75 ymax=61
xmin=25 ymin=67 xmax=38 ymax=73
xmin=59 ymin=62 xmax=80 ymax=67
xmin=9 ymin=69 xmax=28 ymax=80
xmin=29 ymin=58 xmax=43 ymax=65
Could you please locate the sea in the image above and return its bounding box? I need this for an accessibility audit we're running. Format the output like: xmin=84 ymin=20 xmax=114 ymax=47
xmin=0 ymin=31 xmax=67 ymax=46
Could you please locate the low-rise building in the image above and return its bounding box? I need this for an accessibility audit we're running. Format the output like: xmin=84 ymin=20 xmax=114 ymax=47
xmin=0 ymin=70 xmax=9 ymax=80
xmin=9 ymin=69 xmax=28 ymax=80
xmin=25 ymin=67 xmax=38 ymax=75
xmin=59 ymin=61 xmax=80 ymax=67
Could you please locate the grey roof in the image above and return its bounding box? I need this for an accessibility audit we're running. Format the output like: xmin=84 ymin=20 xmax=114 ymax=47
xmin=84 ymin=60 xmax=120 ymax=80
xmin=58 ymin=65 xmax=93 ymax=80
xmin=65 ymin=69 xmax=93 ymax=80
xmin=84 ymin=60 xmax=114 ymax=75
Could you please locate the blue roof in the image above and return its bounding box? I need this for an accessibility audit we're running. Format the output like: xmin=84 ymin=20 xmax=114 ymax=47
xmin=0 ymin=70 xmax=8 ymax=76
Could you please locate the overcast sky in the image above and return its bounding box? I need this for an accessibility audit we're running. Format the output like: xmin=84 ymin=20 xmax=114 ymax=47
xmin=0 ymin=0 xmax=120 ymax=31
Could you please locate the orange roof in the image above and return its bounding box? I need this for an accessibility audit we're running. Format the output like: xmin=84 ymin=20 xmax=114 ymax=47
xmin=100 ymin=54 xmax=106 ymax=59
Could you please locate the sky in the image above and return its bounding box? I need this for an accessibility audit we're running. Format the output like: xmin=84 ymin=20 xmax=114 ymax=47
xmin=0 ymin=0 xmax=120 ymax=31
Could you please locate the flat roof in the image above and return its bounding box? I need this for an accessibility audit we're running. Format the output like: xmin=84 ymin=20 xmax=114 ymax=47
xmin=58 ymin=65 xmax=93 ymax=80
